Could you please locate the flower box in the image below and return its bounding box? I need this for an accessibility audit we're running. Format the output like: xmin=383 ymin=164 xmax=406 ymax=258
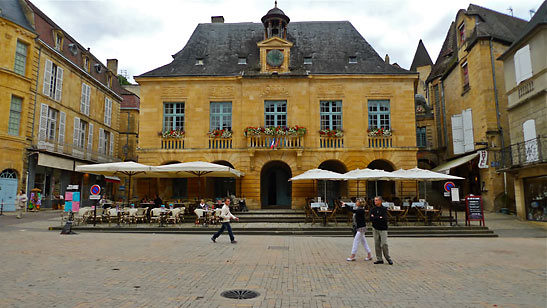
xmin=367 ymin=128 xmax=392 ymax=137
xmin=244 ymin=125 xmax=306 ymax=137
xmin=208 ymin=129 xmax=233 ymax=138
xmin=160 ymin=129 xmax=185 ymax=138
xmin=319 ymin=129 xmax=343 ymax=137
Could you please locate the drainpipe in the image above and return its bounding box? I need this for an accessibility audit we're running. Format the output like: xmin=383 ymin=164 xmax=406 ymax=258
xmin=440 ymin=80 xmax=448 ymax=148
xmin=489 ymin=37 xmax=507 ymax=207
xmin=27 ymin=45 xmax=42 ymax=196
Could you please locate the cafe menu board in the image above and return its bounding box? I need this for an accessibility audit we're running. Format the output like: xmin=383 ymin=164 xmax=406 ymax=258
xmin=465 ymin=195 xmax=485 ymax=226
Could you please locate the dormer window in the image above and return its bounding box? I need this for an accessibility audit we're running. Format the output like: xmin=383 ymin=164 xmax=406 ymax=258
xmin=304 ymin=57 xmax=312 ymax=65
xmin=83 ymin=57 xmax=90 ymax=72
xmin=54 ymin=31 xmax=64 ymax=51
xmin=107 ymin=75 xmax=112 ymax=88
xmin=238 ymin=57 xmax=247 ymax=65
xmin=195 ymin=58 xmax=204 ymax=66
xmin=458 ymin=23 xmax=466 ymax=43
xmin=348 ymin=56 xmax=357 ymax=64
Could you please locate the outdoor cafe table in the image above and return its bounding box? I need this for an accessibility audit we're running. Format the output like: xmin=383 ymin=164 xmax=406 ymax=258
xmin=388 ymin=209 xmax=405 ymax=225
xmin=310 ymin=202 xmax=327 ymax=209
xmin=317 ymin=209 xmax=333 ymax=226
xmin=422 ymin=208 xmax=440 ymax=225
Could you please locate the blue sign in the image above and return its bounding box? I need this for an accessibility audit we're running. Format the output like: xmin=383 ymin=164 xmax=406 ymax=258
xmin=119 ymin=185 xmax=125 ymax=191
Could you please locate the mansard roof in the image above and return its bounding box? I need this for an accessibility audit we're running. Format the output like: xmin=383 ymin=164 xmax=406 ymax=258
xmin=410 ymin=39 xmax=433 ymax=71
xmin=0 ymin=0 xmax=35 ymax=32
xmin=138 ymin=21 xmax=413 ymax=78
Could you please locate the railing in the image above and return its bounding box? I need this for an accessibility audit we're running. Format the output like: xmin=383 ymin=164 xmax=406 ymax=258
xmin=367 ymin=136 xmax=393 ymax=148
xmin=36 ymin=139 xmax=119 ymax=163
xmin=518 ymin=80 xmax=534 ymax=98
xmin=209 ymin=138 xmax=232 ymax=149
xmin=320 ymin=137 xmax=344 ymax=148
xmin=161 ymin=137 xmax=184 ymax=150
xmin=246 ymin=135 xmax=304 ymax=149
xmin=495 ymin=136 xmax=546 ymax=170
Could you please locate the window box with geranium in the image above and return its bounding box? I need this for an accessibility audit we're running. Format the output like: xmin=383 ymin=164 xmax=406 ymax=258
xmin=319 ymin=129 xmax=343 ymax=137
xmin=208 ymin=129 xmax=232 ymax=138
xmin=367 ymin=127 xmax=392 ymax=137
xmin=160 ymin=129 xmax=185 ymax=138
xmin=244 ymin=125 xmax=306 ymax=137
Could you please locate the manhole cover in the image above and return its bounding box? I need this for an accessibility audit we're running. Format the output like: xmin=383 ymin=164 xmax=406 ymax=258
xmin=220 ymin=289 xmax=260 ymax=299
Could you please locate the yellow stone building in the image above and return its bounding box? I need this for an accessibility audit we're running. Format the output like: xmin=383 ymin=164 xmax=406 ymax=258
xmin=0 ymin=0 xmax=37 ymax=210
xmin=426 ymin=4 xmax=528 ymax=211
xmin=22 ymin=1 xmax=123 ymax=208
xmin=135 ymin=5 xmax=419 ymax=209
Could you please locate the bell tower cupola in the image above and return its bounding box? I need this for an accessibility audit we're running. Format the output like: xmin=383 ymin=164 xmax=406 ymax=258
xmin=261 ymin=1 xmax=290 ymax=40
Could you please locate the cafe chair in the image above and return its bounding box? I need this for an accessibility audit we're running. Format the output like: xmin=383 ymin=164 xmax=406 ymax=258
xmin=124 ymin=208 xmax=138 ymax=224
xmin=134 ymin=208 xmax=147 ymax=223
xmin=415 ymin=207 xmax=428 ymax=225
xmin=177 ymin=207 xmax=186 ymax=223
xmin=194 ymin=209 xmax=206 ymax=225
xmin=168 ymin=208 xmax=181 ymax=224
xmin=398 ymin=207 xmax=409 ymax=225
xmin=107 ymin=208 xmax=120 ymax=225
xmin=327 ymin=202 xmax=339 ymax=225
xmin=75 ymin=207 xmax=91 ymax=225
xmin=150 ymin=208 xmax=162 ymax=224
xmin=305 ymin=199 xmax=321 ymax=224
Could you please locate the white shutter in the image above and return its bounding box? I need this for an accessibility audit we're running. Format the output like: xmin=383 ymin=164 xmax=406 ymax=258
xmin=54 ymin=67 xmax=63 ymax=101
xmin=451 ymin=114 xmax=464 ymax=155
xmin=81 ymin=83 xmax=90 ymax=115
xmin=73 ymin=117 xmax=80 ymax=148
xmin=80 ymin=84 xmax=86 ymax=114
xmin=515 ymin=45 xmax=532 ymax=84
xmin=58 ymin=111 xmax=66 ymax=151
xmin=38 ymin=104 xmax=48 ymax=142
xmin=463 ymin=108 xmax=474 ymax=153
xmin=43 ymin=59 xmax=53 ymax=96
xmin=109 ymin=132 xmax=114 ymax=157
xmin=104 ymin=98 xmax=112 ymax=126
xmin=87 ymin=123 xmax=94 ymax=152
xmin=523 ymin=119 xmax=538 ymax=162
xmin=85 ymin=86 xmax=90 ymax=115
xmin=98 ymin=128 xmax=105 ymax=154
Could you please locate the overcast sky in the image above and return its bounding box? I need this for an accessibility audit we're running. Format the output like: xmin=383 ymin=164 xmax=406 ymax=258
xmin=30 ymin=0 xmax=542 ymax=83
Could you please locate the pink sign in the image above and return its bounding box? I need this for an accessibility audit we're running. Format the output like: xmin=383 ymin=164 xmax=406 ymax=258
xmin=72 ymin=201 xmax=80 ymax=212
xmin=65 ymin=192 xmax=73 ymax=201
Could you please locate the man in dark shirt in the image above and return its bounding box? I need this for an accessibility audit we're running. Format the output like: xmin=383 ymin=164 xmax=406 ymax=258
xmin=370 ymin=196 xmax=393 ymax=265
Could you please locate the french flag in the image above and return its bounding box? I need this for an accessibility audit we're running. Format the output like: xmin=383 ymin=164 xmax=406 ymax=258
xmin=270 ymin=138 xmax=276 ymax=149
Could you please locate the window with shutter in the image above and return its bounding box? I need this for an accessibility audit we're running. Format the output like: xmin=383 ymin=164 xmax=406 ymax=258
xmin=451 ymin=114 xmax=464 ymax=155
xmin=523 ymin=119 xmax=538 ymax=162
xmin=43 ymin=60 xmax=53 ymax=96
xmin=463 ymin=109 xmax=474 ymax=153
xmin=87 ymin=123 xmax=94 ymax=152
xmin=81 ymin=83 xmax=90 ymax=115
xmin=8 ymin=96 xmax=23 ymax=136
xmin=109 ymin=133 xmax=114 ymax=157
xmin=73 ymin=117 xmax=80 ymax=149
xmin=58 ymin=112 xmax=66 ymax=151
xmin=54 ymin=67 xmax=63 ymax=101
xmin=98 ymin=128 xmax=105 ymax=154
xmin=39 ymin=103 xmax=49 ymax=141
xmin=104 ymin=98 xmax=112 ymax=126
xmin=514 ymin=45 xmax=532 ymax=84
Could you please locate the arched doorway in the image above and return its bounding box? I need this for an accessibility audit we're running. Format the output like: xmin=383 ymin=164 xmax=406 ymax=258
xmin=209 ymin=160 xmax=236 ymax=199
xmin=367 ymin=160 xmax=395 ymax=200
xmin=261 ymin=161 xmax=292 ymax=208
xmin=318 ymin=160 xmax=348 ymax=206
xmin=0 ymin=169 xmax=18 ymax=211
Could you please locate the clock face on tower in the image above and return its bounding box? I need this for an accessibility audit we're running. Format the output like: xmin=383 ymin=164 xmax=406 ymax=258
xmin=266 ymin=49 xmax=284 ymax=67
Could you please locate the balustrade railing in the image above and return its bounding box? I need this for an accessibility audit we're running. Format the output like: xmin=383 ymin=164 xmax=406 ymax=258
xmin=496 ymin=136 xmax=546 ymax=170
xmin=367 ymin=136 xmax=393 ymax=148
xmin=161 ymin=137 xmax=185 ymax=150
xmin=246 ymin=135 xmax=304 ymax=149
xmin=36 ymin=139 xmax=118 ymax=163
xmin=209 ymin=138 xmax=232 ymax=149
xmin=320 ymin=137 xmax=344 ymax=148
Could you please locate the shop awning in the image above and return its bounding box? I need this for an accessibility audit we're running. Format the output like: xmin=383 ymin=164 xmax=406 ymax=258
xmin=105 ymin=176 xmax=121 ymax=183
xmin=432 ymin=152 xmax=478 ymax=174
xmin=37 ymin=153 xmax=74 ymax=171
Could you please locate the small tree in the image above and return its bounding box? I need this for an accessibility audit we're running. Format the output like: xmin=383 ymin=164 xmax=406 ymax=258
xmin=117 ymin=74 xmax=131 ymax=85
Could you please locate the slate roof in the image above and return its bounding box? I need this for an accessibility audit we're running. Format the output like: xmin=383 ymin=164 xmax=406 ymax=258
xmin=0 ymin=0 xmax=35 ymax=32
xmin=499 ymin=1 xmax=547 ymax=59
xmin=410 ymin=39 xmax=433 ymax=71
xmin=463 ymin=4 xmax=528 ymax=46
xmin=427 ymin=4 xmax=528 ymax=82
xmin=138 ymin=21 xmax=413 ymax=78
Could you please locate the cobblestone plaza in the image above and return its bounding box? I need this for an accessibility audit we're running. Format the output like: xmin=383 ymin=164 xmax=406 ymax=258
xmin=0 ymin=211 xmax=545 ymax=307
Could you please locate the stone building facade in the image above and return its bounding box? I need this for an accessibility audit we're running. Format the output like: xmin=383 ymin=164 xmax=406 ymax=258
xmin=426 ymin=4 xmax=528 ymax=211
xmin=135 ymin=5 xmax=419 ymax=209
xmin=497 ymin=2 xmax=547 ymax=221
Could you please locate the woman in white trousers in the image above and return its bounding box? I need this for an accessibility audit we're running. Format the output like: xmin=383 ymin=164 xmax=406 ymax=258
xmin=343 ymin=200 xmax=372 ymax=261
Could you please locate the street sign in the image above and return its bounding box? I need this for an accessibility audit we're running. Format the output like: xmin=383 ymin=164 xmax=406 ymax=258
xmin=90 ymin=184 xmax=101 ymax=196
xmin=444 ymin=181 xmax=455 ymax=192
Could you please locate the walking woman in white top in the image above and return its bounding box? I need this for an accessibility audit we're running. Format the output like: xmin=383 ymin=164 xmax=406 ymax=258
xmin=342 ymin=200 xmax=373 ymax=261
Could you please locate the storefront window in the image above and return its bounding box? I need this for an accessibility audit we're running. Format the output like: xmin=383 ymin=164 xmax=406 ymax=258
xmin=524 ymin=175 xmax=547 ymax=222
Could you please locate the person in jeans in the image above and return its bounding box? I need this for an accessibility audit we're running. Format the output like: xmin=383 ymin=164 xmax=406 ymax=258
xmin=370 ymin=196 xmax=393 ymax=265
xmin=211 ymin=198 xmax=239 ymax=243
xmin=342 ymin=200 xmax=373 ymax=261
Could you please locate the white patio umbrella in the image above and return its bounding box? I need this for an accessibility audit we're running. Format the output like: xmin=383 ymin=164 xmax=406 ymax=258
xmin=152 ymin=161 xmax=244 ymax=198
xmin=391 ymin=168 xmax=464 ymax=200
xmin=75 ymin=162 xmax=154 ymax=204
xmin=344 ymin=168 xmax=403 ymax=196
xmin=289 ymin=169 xmax=351 ymax=204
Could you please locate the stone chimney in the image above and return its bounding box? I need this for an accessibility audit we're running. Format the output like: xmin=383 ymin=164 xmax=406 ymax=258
xmin=211 ymin=16 xmax=224 ymax=23
xmin=384 ymin=54 xmax=390 ymax=64
xmin=107 ymin=59 xmax=118 ymax=75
